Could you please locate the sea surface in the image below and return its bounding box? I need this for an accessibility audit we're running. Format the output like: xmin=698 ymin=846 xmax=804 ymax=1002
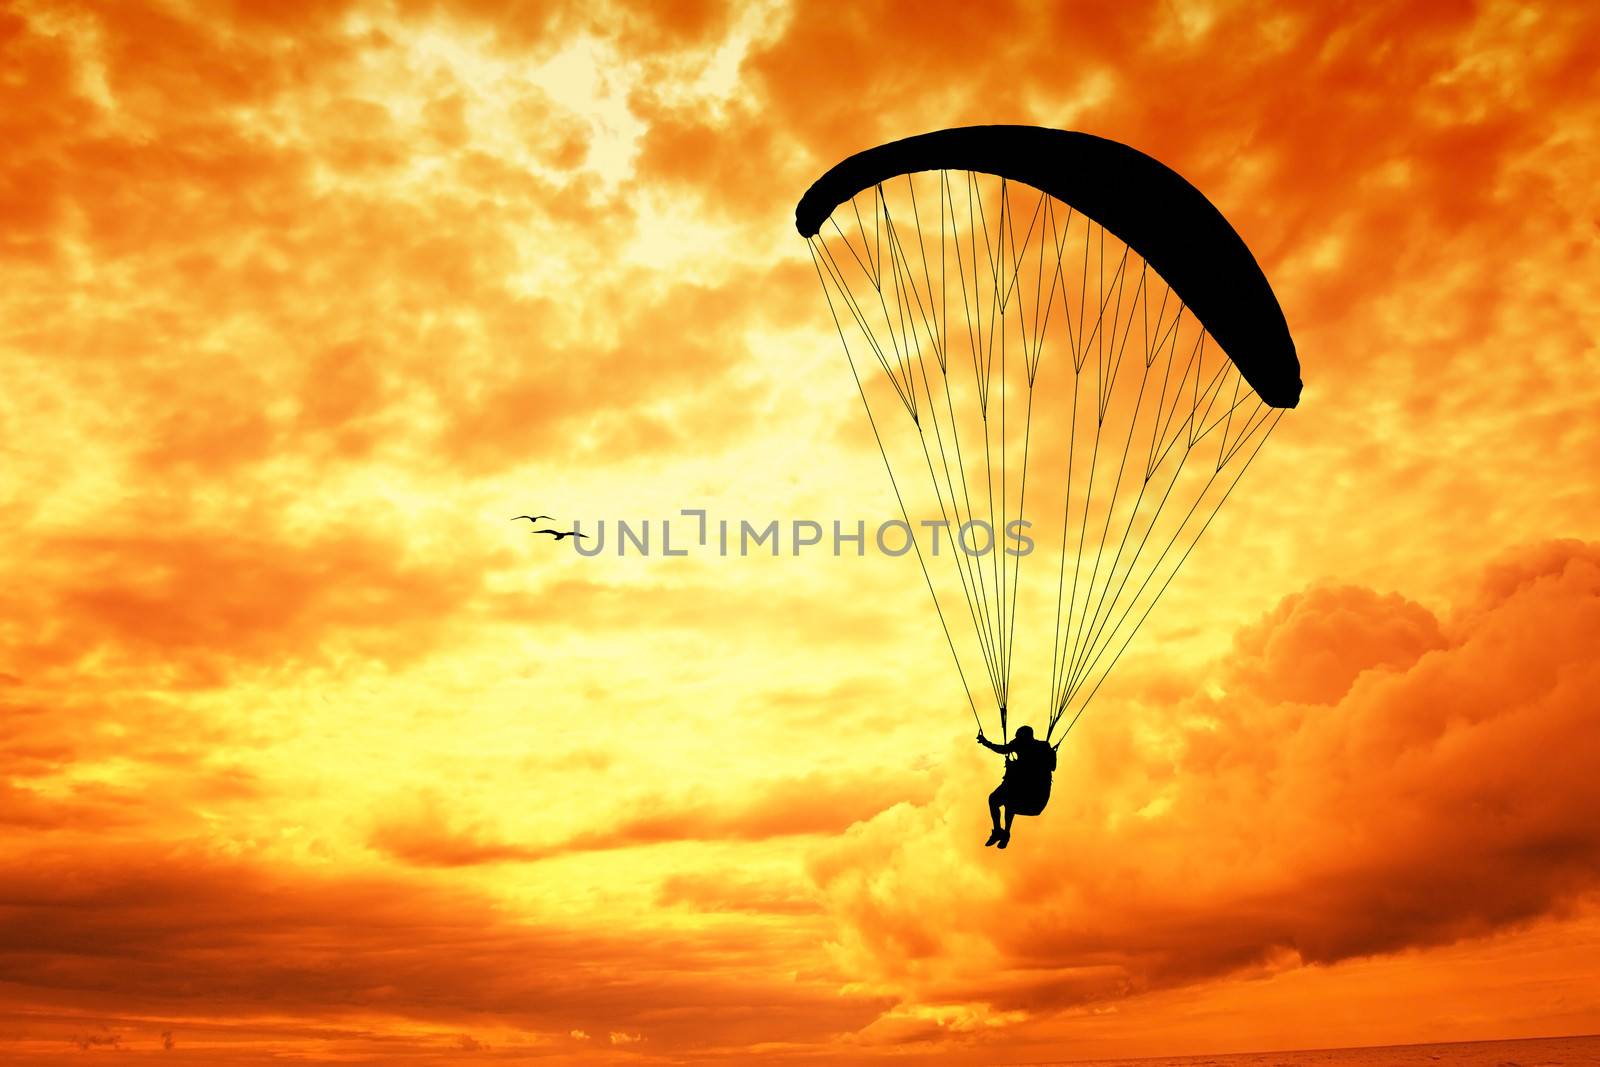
xmin=1030 ymin=1034 xmax=1600 ymax=1067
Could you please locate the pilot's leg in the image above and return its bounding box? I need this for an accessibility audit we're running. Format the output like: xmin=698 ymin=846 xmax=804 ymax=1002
xmin=985 ymin=786 xmax=1005 ymax=845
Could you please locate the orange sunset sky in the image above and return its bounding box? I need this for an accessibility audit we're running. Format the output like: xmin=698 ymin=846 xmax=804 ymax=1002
xmin=3 ymin=0 xmax=1599 ymax=1063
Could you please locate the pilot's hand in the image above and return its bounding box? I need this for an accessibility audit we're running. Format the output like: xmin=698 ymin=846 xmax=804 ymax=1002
xmin=976 ymin=731 xmax=986 ymax=744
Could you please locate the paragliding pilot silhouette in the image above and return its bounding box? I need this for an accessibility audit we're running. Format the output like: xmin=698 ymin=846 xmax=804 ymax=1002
xmin=977 ymin=710 xmax=1056 ymax=849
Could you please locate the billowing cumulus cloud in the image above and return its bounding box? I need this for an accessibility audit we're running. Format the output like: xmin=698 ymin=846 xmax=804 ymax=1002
xmin=810 ymin=540 xmax=1600 ymax=1036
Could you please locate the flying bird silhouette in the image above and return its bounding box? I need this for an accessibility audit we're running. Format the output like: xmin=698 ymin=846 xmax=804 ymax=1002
xmin=532 ymin=529 xmax=589 ymax=542
xmin=512 ymin=514 xmax=554 ymax=522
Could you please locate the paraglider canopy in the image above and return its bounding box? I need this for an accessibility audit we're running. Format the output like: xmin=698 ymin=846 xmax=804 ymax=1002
xmin=796 ymin=125 xmax=1301 ymax=409
xmin=797 ymin=124 xmax=1303 ymax=751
